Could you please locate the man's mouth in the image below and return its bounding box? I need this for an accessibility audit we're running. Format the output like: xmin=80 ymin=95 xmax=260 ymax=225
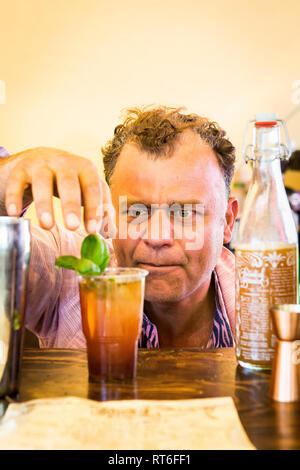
xmin=136 ymin=262 xmax=181 ymax=271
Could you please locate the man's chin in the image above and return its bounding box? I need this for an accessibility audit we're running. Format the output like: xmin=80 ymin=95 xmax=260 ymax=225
xmin=144 ymin=282 xmax=184 ymax=303
xmin=145 ymin=269 xmax=188 ymax=301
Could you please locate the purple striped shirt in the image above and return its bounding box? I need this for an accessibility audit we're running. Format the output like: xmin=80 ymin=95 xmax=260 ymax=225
xmin=138 ymin=270 xmax=234 ymax=348
xmin=0 ymin=146 xmax=9 ymax=157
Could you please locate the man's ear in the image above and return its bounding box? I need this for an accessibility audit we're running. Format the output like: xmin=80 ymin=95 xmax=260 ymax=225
xmin=223 ymin=197 xmax=239 ymax=244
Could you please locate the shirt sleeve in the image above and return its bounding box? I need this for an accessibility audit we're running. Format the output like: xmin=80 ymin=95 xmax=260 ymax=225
xmin=0 ymin=146 xmax=10 ymax=157
xmin=25 ymin=223 xmax=83 ymax=346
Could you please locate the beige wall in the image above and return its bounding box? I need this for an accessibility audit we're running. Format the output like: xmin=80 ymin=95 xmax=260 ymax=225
xmin=1 ymin=0 xmax=300 ymax=223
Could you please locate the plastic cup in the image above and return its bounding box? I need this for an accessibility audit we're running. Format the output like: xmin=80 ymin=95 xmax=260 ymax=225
xmin=78 ymin=268 xmax=148 ymax=382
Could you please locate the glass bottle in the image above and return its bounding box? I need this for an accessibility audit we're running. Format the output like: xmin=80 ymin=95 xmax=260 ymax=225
xmin=235 ymin=113 xmax=299 ymax=370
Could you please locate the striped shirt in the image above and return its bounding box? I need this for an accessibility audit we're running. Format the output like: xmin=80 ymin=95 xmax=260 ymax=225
xmin=0 ymin=146 xmax=236 ymax=349
xmin=139 ymin=270 xmax=234 ymax=349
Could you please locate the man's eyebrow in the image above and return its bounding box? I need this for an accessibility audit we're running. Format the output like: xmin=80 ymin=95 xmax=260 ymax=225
xmin=166 ymin=200 xmax=205 ymax=207
xmin=119 ymin=198 xmax=205 ymax=207
xmin=119 ymin=199 xmax=152 ymax=208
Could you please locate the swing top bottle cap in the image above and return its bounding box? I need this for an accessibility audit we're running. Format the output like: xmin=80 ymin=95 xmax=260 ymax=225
xmin=255 ymin=113 xmax=278 ymax=127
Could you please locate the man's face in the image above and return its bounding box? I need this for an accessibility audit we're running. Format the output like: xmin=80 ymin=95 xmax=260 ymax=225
xmin=110 ymin=129 xmax=236 ymax=303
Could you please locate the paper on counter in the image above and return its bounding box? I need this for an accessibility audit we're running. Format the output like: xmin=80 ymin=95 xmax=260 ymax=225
xmin=0 ymin=396 xmax=255 ymax=450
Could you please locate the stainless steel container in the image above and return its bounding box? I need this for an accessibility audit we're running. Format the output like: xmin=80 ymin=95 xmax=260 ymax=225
xmin=0 ymin=217 xmax=31 ymax=398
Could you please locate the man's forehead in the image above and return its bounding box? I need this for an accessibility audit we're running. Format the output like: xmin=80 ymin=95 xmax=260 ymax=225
xmin=117 ymin=129 xmax=212 ymax=164
xmin=110 ymin=129 xmax=225 ymax=201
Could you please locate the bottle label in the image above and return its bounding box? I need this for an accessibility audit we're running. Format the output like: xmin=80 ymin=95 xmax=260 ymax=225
xmin=235 ymin=245 xmax=298 ymax=366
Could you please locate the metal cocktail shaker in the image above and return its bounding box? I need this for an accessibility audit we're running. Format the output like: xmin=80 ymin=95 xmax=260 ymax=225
xmin=0 ymin=217 xmax=31 ymax=398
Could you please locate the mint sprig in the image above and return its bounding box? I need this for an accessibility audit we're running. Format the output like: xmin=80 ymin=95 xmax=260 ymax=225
xmin=55 ymin=234 xmax=110 ymax=275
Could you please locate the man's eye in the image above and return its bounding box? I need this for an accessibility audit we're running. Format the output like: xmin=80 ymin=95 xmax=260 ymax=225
xmin=174 ymin=209 xmax=194 ymax=219
xmin=128 ymin=208 xmax=148 ymax=217
xmin=127 ymin=205 xmax=149 ymax=223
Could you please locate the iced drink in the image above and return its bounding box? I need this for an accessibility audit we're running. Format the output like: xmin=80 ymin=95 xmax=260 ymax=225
xmin=78 ymin=268 xmax=148 ymax=381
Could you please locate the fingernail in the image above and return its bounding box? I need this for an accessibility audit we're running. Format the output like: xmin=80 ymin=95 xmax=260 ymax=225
xmin=87 ymin=219 xmax=98 ymax=233
xmin=7 ymin=204 xmax=17 ymax=215
xmin=41 ymin=212 xmax=53 ymax=228
xmin=66 ymin=213 xmax=80 ymax=229
xmin=100 ymin=217 xmax=117 ymax=239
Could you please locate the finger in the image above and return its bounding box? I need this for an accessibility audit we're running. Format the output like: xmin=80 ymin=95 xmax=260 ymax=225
xmin=79 ymin=165 xmax=103 ymax=233
xmin=100 ymin=181 xmax=117 ymax=238
xmin=56 ymin=171 xmax=82 ymax=230
xmin=5 ymin=166 xmax=29 ymax=216
xmin=31 ymin=168 xmax=55 ymax=229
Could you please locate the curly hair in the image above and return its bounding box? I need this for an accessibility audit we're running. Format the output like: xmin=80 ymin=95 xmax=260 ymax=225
xmin=102 ymin=106 xmax=236 ymax=197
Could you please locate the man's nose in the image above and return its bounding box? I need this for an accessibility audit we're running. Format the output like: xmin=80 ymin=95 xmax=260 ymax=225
xmin=143 ymin=208 xmax=174 ymax=247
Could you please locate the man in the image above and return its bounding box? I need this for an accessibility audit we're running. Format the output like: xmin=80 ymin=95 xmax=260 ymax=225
xmin=0 ymin=106 xmax=238 ymax=348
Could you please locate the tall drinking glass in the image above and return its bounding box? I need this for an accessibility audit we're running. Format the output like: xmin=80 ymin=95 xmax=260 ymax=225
xmin=78 ymin=268 xmax=148 ymax=382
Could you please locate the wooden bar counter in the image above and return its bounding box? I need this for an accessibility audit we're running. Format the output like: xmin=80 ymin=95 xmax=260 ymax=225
xmin=18 ymin=347 xmax=300 ymax=450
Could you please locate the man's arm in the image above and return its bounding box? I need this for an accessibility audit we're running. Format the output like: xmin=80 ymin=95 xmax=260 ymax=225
xmin=25 ymin=223 xmax=84 ymax=348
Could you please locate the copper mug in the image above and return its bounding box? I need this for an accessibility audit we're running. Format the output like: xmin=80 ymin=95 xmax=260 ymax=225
xmin=269 ymin=304 xmax=300 ymax=402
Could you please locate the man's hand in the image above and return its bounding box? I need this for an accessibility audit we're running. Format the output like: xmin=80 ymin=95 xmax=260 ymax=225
xmin=4 ymin=147 xmax=116 ymax=236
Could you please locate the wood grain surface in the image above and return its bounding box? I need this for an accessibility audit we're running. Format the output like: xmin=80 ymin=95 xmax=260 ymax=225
xmin=17 ymin=347 xmax=300 ymax=450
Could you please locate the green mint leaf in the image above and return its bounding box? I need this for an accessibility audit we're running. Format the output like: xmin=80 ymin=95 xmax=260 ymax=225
xmin=55 ymin=235 xmax=110 ymax=275
xmin=98 ymin=254 xmax=110 ymax=272
xmin=80 ymin=234 xmax=110 ymax=270
xmin=55 ymin=255 xmax=81 ymax=271
xmin=76 ymin=258 xmax=102 ymax=275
